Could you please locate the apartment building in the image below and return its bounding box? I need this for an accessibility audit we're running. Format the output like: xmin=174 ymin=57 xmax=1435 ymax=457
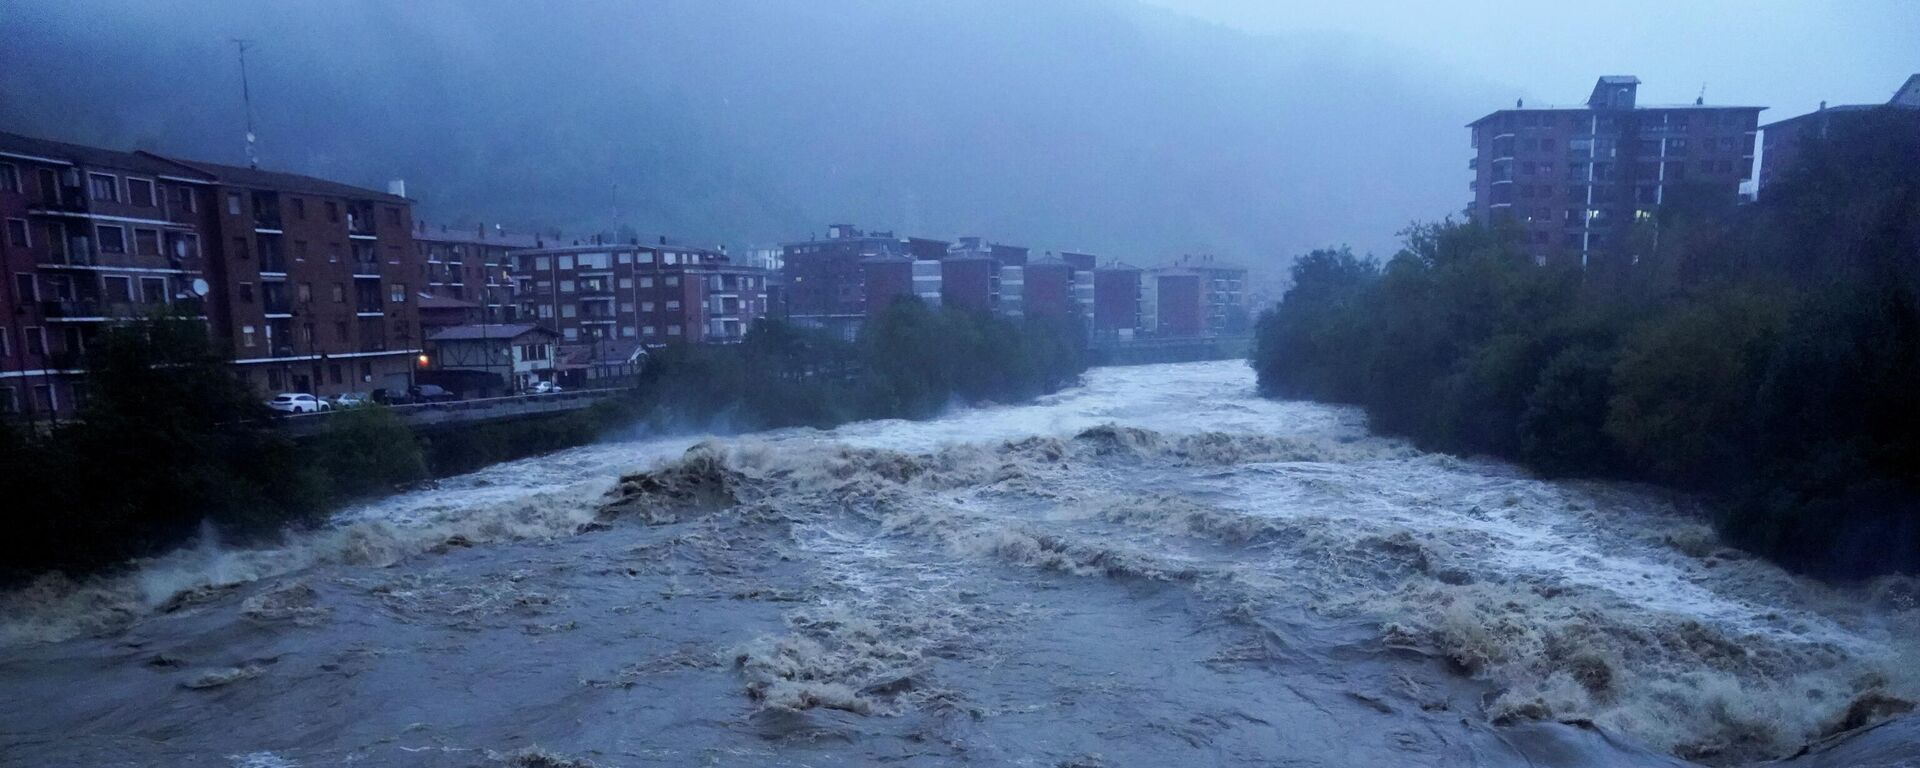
xmin=413 ymin=221 xmax=539 ymax=323
xmin=165 ymin=159 xmax=424 ymax=398
xmin=0 ymin=132 xmax=215 ymax=417
xmin=1468 ymin=76 xmax=1762 ymax=266
xmin=1092 ymin=262 xmax=1143 ymax=338
xmin=513 ymin=241 xmax=770 ymax=348
xmin=1759 ymin=74 xmax=1920 ymax=193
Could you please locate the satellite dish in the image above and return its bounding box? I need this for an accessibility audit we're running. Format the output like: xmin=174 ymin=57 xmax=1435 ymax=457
xmin=173 ymin=238 xmax=190 ymax=258
xmin=189 ymin=278 xmax=210 ymax=297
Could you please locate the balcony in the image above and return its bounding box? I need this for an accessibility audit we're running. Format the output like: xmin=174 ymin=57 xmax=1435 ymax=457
xmin=253 ymin=211 xmax=283 ymax=231
xmin=270 ymin=343 xmax=298 ymax=358
xmin=28 ymin=186 xmax=88 ymax=214
xmin=260 ymin=255 xmax=289 ymax=275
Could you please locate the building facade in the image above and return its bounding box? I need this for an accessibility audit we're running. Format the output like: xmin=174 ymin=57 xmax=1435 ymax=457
xmin=167 ymin=159 xmax=425 ymax=398
xmin=0 ymin=131 xmax=429 ymax=413
xmin=0 ymin=132 xmax=215 ymax=417
xmin=1092 ymin=263 xmax=1142 ymax=338
xmin=781 ymin=224 xmax=905 ymax=336
xmin=1759 ymin=74 xmax=1920 ymax=194
xmin=412 ymin=222 xmax=539 ymax=323
xmin=1468 ymin=76 xmax=1762 ymax=266
xmin=424 ymin=322 xmax=558 ymax=395
xmin=513 ymin=241 xmax=770 ymax=348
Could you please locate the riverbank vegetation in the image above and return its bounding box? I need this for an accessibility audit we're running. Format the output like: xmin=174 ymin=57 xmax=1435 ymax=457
xmin=1253 ymin=113 xmax=1920 ymax=578
xmin=0 ymin=298 xmax=1085 ymax=582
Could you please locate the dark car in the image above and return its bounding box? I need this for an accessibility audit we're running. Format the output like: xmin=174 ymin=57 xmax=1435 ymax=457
xmin=409 ymin=384 xmax=458 ymax=403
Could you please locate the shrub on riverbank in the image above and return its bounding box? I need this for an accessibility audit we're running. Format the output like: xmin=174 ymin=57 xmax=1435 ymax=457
xmin=1253 ymin=113 xmax=1920 ymax=578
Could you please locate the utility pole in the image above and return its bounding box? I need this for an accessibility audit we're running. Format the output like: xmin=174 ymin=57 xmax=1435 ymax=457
xmin=231 ymin=39 xmax=259 ymax=169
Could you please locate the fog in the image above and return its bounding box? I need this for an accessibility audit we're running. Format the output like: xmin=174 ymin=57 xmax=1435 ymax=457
xmin=0 ymin=0 xmax=1504 ymax=272
xmin=2 ymin=0 xmax=1910 ymax=275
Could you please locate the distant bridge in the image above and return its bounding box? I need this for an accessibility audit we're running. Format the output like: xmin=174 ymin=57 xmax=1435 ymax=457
xmin=1088 ymin=335 xmax=1251 ymax=367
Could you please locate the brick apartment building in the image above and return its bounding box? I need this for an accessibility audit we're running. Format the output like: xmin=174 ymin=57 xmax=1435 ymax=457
xmin=1092 ymin=262 xmax=1143 ymax=338
xmin=1759 ymin=74 xmax=1920 ymax=194
xmin=1468 ymin=76 xmax=1762 ymax=266
xmin=413 ymin=221 xmax=540 ymax=324
xmin=0 ymin=130 xmax=428 ymax=415
xmin=513 ymin=240 xmax=770 ymax=350
xmin=164 ymin=158 xmax=425 ymax=398
xmin=781 ymin=224 xmax=911 ymax=337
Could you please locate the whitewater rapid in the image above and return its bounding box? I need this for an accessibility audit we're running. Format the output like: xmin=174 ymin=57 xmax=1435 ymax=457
xmin=2 ymin=361 xmax=1916 ymax=767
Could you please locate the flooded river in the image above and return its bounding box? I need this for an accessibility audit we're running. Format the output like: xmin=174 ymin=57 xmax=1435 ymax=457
xmin=3 ymin=361 xmax=1917 ymax=767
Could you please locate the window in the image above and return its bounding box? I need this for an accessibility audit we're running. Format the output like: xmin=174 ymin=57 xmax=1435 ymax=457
xmin=622 ymin=325 xmax=636 ymax=338
xmin=537 ymin=304 xmax=553 ymax=319
xmin=665 ymin=276 xmax=679 ymax=287
xmin=664 ymin=252 xmax=678 ymax=266
xmin=578 ymin=252 xmax=609 ymax=269
xmin=242 ymin=325 xmax=257 ymax=348
xmin=294 ymin=240 xmax=309 ymax=261
xmin=0 ymin=163 xmax=19 ymax=193
xmin=563 ymin=327 xmax=579 ymax=341
xmin=5 ymin=218 xmax=27 ymax=247
xmin=227 ymin=192 xmax=242 ymax=215
xmin=328 ymin=243 xmax=341 ymax=263
xmin=0 ymin=386 xmax=13 ymax=414
xmin=534 ymin=256 xmax=551 ymax=270
xmin=335 ymin=320 xmax=349 ymax=342
xmin=617 ymin=252 xmax=632 ymax=264
xmin=668 ymin=324 xmax=682 ymax=336
xmin=561 ymin=304 xmax=577 ymax=318
xmin=643 ymin=325 xmax=656 ymax=336
xmin=0 ymin=328 xmax=7 ymax=357
xmin=134 ymin=228 xmax=160 ymax=256
xmin=389 ymin=283 xmax=407 ymax=303
xmin=557 ymin=255 xmax=574 ymax=270
xmin=103 ymin=275 xmax=132 ymax=301
xmin=641 ymin=301 xmax=655 ymax=312
xmin=171 ymin=185 xmax=195 ymax=212
xmin=96 ymin=225 xmax=126 ymax=253
xmin=386 ymin=207 xmax=401 ymax=226
xmin=89 ymin=173 xmax=118 ymax=202
xmin=291 ymin=198 xmax=306 ymax=219
xmin=26 ymin=326 xmax=46 ymax=355
xmin=142 ymin=277 xmax=165 ymax=304
xmin=15 ymin=274 xmax=35 ymax=302
xmin=332 ymin=283 xmax=345 ymax=303
xmin=32 ymin=385 xmax=54 ymax=413
xmin=325 ymin=201 xmax=339 ymax=222
xmin=560 ymin=280 xmax=575 ymax=293
xmin=126 ymin=178 xmax=154 ymax=207
xmin=639 ymin=276 xmax=654 ymax=288
xmin=618 ymin=277 xmax=633 ymax=289
xmin=297 ymin=282 xmax=313 ymax=303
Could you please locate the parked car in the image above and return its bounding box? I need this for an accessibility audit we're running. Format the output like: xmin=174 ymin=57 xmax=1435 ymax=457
xmin=409 ymin=384 xmax=458 ymax=403
xmin=330 ymin=392 xmax=372 ymax=408
xmin=266 ymin=393 xmax=329 ymax=414
xmin=532 ymin=381 xmax=563 ymax=394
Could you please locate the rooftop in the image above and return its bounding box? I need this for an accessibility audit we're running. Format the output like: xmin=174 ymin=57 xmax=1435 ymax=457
xmin=146 ymin=154 xmax=410 ymax=204
xmin=0 ymin=130 xmax=210 ymax=178
xmin=428 ymin=323 xmax=555 ymax=342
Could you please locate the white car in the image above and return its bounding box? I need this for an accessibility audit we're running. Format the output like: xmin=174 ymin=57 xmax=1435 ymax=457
xmin=266 ymin=393 xmax=330 ymax=414
xmin=330 ymin=392 xmax=372 ymax=408
xmin=533 ymin=381 xmax=563 ymax=394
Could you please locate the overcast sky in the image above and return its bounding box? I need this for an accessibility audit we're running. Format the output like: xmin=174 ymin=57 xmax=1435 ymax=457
xmin=1142 ymin=0 xmax=1919 ymax=116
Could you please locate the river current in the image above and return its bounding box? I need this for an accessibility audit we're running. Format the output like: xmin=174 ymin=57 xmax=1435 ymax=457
xmin=3 ymin=361 xmax=1917 ymax=767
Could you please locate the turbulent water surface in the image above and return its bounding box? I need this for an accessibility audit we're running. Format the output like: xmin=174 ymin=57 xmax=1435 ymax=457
xmin=4 ymin=361 xmax=1918 ymax=767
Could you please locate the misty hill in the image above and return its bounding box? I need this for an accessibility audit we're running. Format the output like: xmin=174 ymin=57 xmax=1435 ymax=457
xmin=0 ymin=0 xmax=1499 ymax=268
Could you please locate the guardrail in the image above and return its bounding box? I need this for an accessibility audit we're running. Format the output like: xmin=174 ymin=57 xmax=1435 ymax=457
xmin=275 ymin=387 xmax=627 ymax=437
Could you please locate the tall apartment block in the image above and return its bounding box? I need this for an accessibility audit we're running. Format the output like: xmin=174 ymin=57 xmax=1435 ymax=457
xmin=1759 ymin=74 xmax=1920 ymax=194
xmin=1468 ymin=76 xmax=1762 ymax=266
xmin=0 ymin=130 xmax=428 ymax=416
xmin=512 ymin=241 xmax=771 ymax=351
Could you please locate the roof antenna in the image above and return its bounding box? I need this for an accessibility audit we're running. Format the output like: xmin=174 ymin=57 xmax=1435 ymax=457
xmin=1696 ymin=82 xmax=1707 ymax=106
xmin=231 ymin=39 xmax=259 ymax=168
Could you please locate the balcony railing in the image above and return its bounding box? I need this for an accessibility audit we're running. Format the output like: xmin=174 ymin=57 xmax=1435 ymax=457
xmin=28 ymin=186 xmax=88 ymax=213
xmin=263 ymin=297 xmax=292 ymax=315
xmin=270 ymin=343 xmax=297 ymax=358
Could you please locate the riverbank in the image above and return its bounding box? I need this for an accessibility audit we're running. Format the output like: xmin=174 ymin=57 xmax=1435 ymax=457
xmin=1251 ymin=118 xmax=1919 ymax=578
xmin=0 ymin=299 xmax=1086 ymax=585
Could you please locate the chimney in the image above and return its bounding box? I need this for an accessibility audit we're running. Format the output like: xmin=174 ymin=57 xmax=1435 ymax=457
xmin=1516 ymin=98 xmax=1523 ymax=108
xmin=1819 ymin=100 xmax=1828 ymax=111
xmin=658 ymin=235 xmax=667 ymax=245
xmin=387 ymin=179 xmax=407 ymax=198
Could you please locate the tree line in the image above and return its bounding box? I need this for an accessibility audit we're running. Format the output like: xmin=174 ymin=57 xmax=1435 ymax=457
xmin=1253 ymin=112 xmax=1920 ymax=578
xmin=0 ymin=297 xmax=1087 ymax=582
